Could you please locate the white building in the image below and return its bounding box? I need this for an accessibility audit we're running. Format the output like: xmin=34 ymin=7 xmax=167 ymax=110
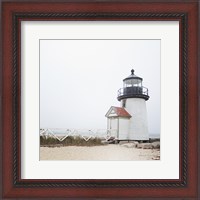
xmin=105 ymin=106 xmax=131 ymax=140
xmin=106 ymin=69 xmax=149 ymax=141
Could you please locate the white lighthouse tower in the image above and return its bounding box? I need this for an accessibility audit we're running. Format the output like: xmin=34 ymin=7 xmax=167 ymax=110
xmin=106 ymin=69 xmax=149 ymax=141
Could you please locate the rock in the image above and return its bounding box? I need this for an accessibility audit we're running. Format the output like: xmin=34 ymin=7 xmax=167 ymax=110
xmin=101 ymin=140 xmax=109 ymax=145
xmin=152 ymin=141 xmax=160 ymax=149
xmin=129 ymin=141 xmax=139 ymax=145
xmin=149 ymin=138 xmax=160 ymax=143
xmin=119 ymin=141 xmax=139 ymax=145
xmin=119 ymin=141 xmax=128 ymax=145
xmin=137 ymin=143 xmax=143 ymax=148
xmin=107 ymin=137 xmax=116 ymax=144
xmin=121 ymin=143 xmax=137 ymax=148
xmin=137 ymin=143 xmax=153 ymax=149
xmin=107 ymin=137 xmax=115 ymax=141
xmin=143 ymin=143 xmax=153 ymax=149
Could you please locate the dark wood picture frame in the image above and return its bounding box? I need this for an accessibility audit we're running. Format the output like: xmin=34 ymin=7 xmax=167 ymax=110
xmin=1 ymin=1 xmax=199 ymax=199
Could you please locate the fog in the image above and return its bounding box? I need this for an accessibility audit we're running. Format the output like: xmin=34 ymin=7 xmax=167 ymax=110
xmin=40 ymin=39 xmax=160 ymax=135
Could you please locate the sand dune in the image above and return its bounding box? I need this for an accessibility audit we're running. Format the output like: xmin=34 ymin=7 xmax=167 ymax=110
xmin=40 ymin=144 xmax=160 ymax=161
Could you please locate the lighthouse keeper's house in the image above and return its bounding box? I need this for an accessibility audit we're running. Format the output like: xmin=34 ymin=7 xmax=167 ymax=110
xmin=105 ymin=106 xmax=132 ymax=140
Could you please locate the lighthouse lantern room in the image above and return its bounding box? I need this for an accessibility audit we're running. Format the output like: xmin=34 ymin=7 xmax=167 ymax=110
xmin=106 ymin=69 xmax=150 ymax=141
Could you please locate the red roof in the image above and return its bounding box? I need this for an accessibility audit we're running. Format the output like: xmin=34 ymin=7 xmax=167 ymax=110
xmin=105 ymin=106 xmax=132 ymax=118
xmin=111 ymin=106 xmax=131 ymax=118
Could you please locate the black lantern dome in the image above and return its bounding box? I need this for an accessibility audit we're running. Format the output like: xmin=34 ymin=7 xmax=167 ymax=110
xmin=117 ymin=69 xmax=149 ymax=101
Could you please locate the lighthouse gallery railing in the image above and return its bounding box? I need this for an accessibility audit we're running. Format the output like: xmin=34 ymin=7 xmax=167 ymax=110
xmin=118 ymin=86 xmax=148 ymax=97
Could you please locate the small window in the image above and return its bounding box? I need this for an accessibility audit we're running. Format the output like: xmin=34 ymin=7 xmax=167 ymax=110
xmin=122 ymin=100 xmax=126 ymax=108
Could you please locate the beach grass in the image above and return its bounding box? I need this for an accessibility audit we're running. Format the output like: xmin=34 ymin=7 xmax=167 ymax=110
xmin=40 ymin=136 xmax=103 ymax=147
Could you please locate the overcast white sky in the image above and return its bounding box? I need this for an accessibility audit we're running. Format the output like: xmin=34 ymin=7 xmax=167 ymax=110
xmin=40 ymin=39 xmax=160 ymax=135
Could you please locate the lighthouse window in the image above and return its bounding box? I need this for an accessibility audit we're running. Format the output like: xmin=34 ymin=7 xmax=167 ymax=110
xmin=122 ymin=100 xmax=126 ymax=108
xmin=124 ymin=79 xmax=142 ymax=87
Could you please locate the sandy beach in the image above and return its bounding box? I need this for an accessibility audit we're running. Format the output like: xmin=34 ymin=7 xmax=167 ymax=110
xmin=40 ymin=144 xmax=160 ymax=161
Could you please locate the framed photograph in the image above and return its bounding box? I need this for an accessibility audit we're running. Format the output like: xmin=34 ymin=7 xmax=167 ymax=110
xmin=2 ymin=1 xmax=199 ymax=199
